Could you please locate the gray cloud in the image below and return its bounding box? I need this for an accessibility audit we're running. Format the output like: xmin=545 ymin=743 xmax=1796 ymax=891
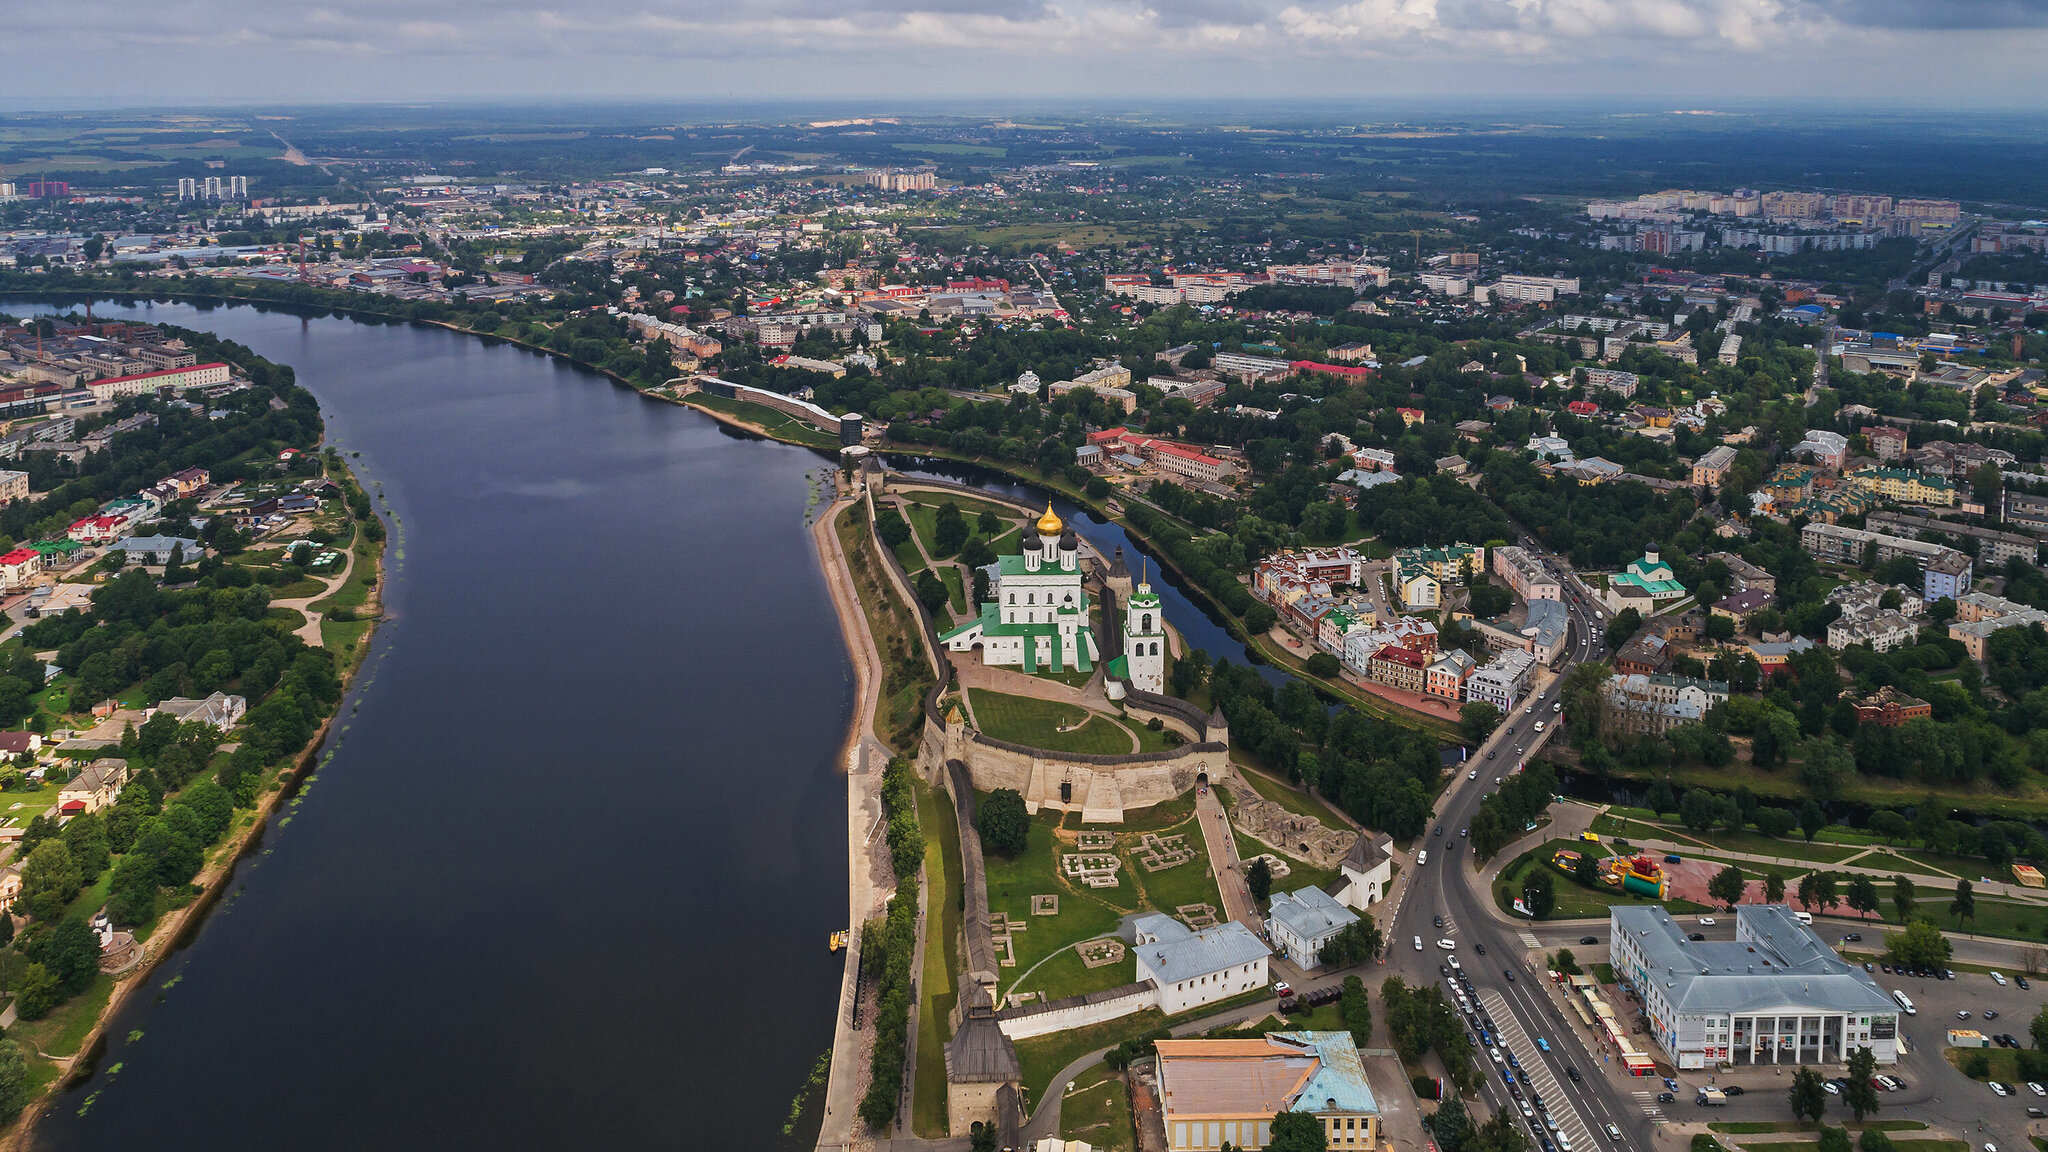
xmin=1 ymin=0 xmax=2044 ymax=104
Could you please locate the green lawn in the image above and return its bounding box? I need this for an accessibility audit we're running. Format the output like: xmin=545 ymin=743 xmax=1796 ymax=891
xmin=1125 ymin=817 xmax=1225 ymax=919
xmin=913 ymin=776 xmax=965 ymax=1139
xmin=1059 ymin=1063 xmax=1134 ymax=1151
xmin=683 ymin=391 xmax=839 ymax=447
xmin=939 ymin=566 xmax=968 ymax=618
xmin=986 ymin=811 xmax=1131 ymax=1002
xmin=1016 ymin=1010 xmax=1167 ymax=1109
xmin=1589 ymin=814 xmax=1869 ymax=866
xmin=968 ymin=689 xmax=1133 ymax=755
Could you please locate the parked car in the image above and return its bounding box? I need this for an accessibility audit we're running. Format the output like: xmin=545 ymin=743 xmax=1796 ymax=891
xmin=1958 ymin=1010 xmax=1972 ymax=1020
xmin=1723 ymin=1086 xmax=1745 ymax=1096
xmin=1665 ymin=855 xmax=1682 ymax=864
xmin=1990 ymin=1082 xmax=2010 ymax=1097
xmin=1987 ymin=1010 xmax=2001 ymax=1020
xmin=2020 ymin=976 xmax=2032 ymax=990
xmin=1993 ymin=972 xmax=2009 ymax=986
xmin=1823 ymin=1081 xmax=1842 ymax=1096
xmin=1842 ymin=933 xmax=1862 ymax=942
xmin=2029 ymin=1081 xmax=2046 ymax=1097
xmin=1698 ymin=917 xmax=1717 ymax=925
xmin=1274 ymin=981 xmax=1292 ymax=998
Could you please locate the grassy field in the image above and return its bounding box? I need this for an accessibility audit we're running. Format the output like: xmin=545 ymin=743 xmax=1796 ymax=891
xmin=838 ymin=504 xmax=935 ymax=751
xmin=1588 ymin=815 xmax=1866 ymax=866
xmin=968 ymin=689 xmax=1133 ymax=755
xmin=913 ymin=776 xmax=965 ymax=1139
xmin=1015 ymin=1010 xmax=1167 ymax=1107
xmin=1059 ymin=1063 xmax=1135 ymax=1151
xmin=683 ymin=391 xmax=839 ymax=448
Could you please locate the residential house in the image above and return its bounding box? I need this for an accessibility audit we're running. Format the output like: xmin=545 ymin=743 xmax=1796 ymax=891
xmin=1425 ymin=649 xmax=1476 ymax=700
xmin=57 ymin=758 xmax=129 ymax=815
xmin=1368 ymin=645 xmax=1429 ymax=694
xmin=1464 ymin=649 xmax=1536 ymax=712
xmin=1948 ymin=592 xmax=2048 ymax=660
xmin=150 ymin=692 xmax=246 ymax=730
xmin=1614 ymin=632 xmax=1672 ymax=676
xmin=1603 ymin=672 xmax=1730 ymax=735
xmin=0 ymin=547 xmax=40 ymax=591
xmin=1846 ymin=467 xmax=1957 ymax=507
xmin=1710 ymin=587 xmax=1773 ymax=624
xmin=1692 ymin=445 xmax=1738 ymax=489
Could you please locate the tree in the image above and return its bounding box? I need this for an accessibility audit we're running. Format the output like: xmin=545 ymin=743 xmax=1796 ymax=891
xmin=1645 ymin=777 xmax=1679 ymax=817
xmin=1460 ymin=701 xmax=1502 ymax=744
xmin=12 ymin=963 xmax=58 ymax=1021
xmin=1552 ymin=948 xmax=1582 ymax=976
xmin=1799 ymin=799 xmax=1828 ymax=842
xmin=1306 ymin=652 xmax=1341 ymax=679
xmin=0 ymin=1040 xmax=26 ymax=1122
xmin=1247 ymin=858 xmax=1273 ymax=905
xmin=19 ymin=839 xmax=80 ymax=921
xmin=1847 ymin=875 xmax=1880 ymax=920
xmin=1523 ymin=867 xmax=1556 ymax=920
xmin=1891 ymin=875 xmax=1916 ymax=923
xmin=1819 ymin=1127 xmax=1855 ymax=1152
xmin=976 ymin=509 xmax=1001 ymax=536
xmin=1430 ymin=1094 xmax=1471 ymax=1152
xmin=976 ymin=788 xmax=1029 ymax=857
xmin=913 ymin=569 xmax=948 ymax=614
xmin=1708 ymin=865 xmax=1747 ymax=910
xmin=1951 ymin=878 xmax=1976 ymax=928
xmin=1883 ymin=918 xmax=1952 ymax=968
xmin=1755 ymin=806 xmax=1799 ymax=839
xmin=1790 ymin=1066 xmax=1830 ymax=1124
xmin=1574 ymin=851 xmax=1600 ymax=888
xmin=1267 ymin=1110 xmax=1329 ymax=1152
xmin=934 ymin=502 xmax=969 ymax=555
xmin=1340 ymin=974 xmax=1372 ymax=1046
xmin=1606 ymin=608 xmax=1642 ymax=648
xmin=1319 ymin=916 xmax=1384 ymax=968
xmin=1764 ymin=872 xmax=1787 ymax=904
xmin=1844 ymin=1047 xmax=1881 ymax=1120
xmin=2030 ymin=1004 xmax=2048 ymax=1051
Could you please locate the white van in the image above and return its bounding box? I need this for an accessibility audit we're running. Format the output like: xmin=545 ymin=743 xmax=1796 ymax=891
xmin=1893 ymin=989 xmax=1916 ymax=1015
xmin=1794 ymin=911 xmax=1814 ymax=925
xmin=1414 ymin=936 xmax=1424 ymax=951
xmin=1418 ymin=849 xmax=1429 ymax=866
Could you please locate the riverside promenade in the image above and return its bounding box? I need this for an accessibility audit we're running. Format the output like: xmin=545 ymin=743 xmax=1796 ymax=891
xmin=812 ymin=479 xmax=897 ymax=1152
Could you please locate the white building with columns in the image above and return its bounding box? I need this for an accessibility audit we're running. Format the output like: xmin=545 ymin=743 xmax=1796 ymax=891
xmin=1611 ymin=904 xmax=1899 ymax=1070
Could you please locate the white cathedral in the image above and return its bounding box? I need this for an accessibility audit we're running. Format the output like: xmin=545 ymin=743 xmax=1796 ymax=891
xmin=939 ymin=503 xmax=1166 ymax=694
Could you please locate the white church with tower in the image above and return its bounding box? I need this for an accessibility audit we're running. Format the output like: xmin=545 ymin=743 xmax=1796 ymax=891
xmin=1116 ymin=577 xmax=1166 ymax=695
xmin=942 ymin=503 xmax=1101 ymax=674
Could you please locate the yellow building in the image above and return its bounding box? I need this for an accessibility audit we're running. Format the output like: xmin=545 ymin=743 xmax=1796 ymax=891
xmin=1156 ymin=1032 xmax=1380 ymax=1151
xmin=1846 ymin=467 xmax=1957 ymax=507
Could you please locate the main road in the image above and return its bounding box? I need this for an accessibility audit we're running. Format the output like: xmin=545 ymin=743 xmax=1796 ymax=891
xmin=1378 ymin=544 xmax=1680 ymax=1152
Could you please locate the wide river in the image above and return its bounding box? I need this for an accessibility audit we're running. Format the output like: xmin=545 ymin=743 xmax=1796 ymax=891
xmin=1 ymin=297 xmax=1268 ymax=1149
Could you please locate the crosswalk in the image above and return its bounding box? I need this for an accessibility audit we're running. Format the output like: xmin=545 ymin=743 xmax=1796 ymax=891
xmin=1519 ymin=931 xmax=1541 ymax=948
xmin=1478 ymin=988 xmax=1597 ymax=1152
xmin=1631 ymin=1088 xmax=1664 ymax=1120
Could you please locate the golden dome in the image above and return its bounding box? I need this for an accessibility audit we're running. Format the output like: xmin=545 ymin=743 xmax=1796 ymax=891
xmin=1035 ymin=502 xmax=1064 ymax=536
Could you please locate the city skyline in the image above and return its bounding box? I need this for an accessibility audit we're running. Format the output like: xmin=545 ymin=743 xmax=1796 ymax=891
xmin=9 ymin=0 xmax=2048 ymax=107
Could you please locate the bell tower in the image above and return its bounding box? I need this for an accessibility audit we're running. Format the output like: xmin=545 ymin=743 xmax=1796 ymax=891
xmin=1123 ymin=564 xmax=1165 ymax=694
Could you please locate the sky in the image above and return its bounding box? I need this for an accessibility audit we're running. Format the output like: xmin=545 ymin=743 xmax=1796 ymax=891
xmin=9 ymin=0 xmax=2048 ymax=107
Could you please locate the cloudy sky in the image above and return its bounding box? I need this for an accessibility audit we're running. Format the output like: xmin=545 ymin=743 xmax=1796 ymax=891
xmin=11 ymin=0 xmax=2048 ymax=106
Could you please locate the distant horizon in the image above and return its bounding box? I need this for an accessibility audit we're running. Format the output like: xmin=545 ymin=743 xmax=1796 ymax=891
xmin=2 ymin=95 xmax=2046 ymax=120
xmin=8 ymin=0 xmax=2048 ymax=111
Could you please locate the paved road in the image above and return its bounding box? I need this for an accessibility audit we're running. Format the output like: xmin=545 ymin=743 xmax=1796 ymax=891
xmin=1194 ymin=786 xmax=1262 ymax=936
xmin=1376 ymin=535 xmax=1681 ymax=1152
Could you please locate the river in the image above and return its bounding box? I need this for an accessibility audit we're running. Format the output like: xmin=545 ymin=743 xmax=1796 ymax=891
xmin=10 ymin=298 xmax=855 ymax=1151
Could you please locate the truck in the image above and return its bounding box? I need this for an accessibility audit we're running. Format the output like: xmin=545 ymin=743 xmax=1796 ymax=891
xmin=1696 ymin=1087 xmax=1727 ymax=1107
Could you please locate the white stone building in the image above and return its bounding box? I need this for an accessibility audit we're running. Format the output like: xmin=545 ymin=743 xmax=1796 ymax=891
xmin=1131 ymin=913 xmax=1271 ymax=1016
xmin=1265 ymin=886 xmax=1359 ymax=970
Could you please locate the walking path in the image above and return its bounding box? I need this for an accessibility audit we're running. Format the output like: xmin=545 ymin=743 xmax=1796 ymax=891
xmin=268 ymin=534 xmax=363 ymax=647
xmin=1194 ymin=783 xmax=1263 ymax=937
xmin=814 ymin=484 xmax=898 ymax=1152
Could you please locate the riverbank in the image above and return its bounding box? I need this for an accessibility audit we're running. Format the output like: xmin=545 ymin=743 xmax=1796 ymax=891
xmin=5 ymin=457 xmax=390 ymax=1149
